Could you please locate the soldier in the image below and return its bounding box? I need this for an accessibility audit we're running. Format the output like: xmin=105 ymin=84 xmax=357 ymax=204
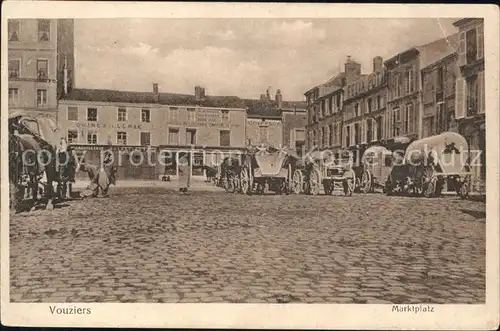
xmin=178 ymin=152 xmax=191 ymax=195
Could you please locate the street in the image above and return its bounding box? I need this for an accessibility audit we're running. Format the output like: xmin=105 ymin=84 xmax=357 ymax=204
xmin=10 ymin=187 xmax=486 ymax=304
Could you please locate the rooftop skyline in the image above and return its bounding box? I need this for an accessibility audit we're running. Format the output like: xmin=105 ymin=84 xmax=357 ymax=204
xmin=74 ymin=18 xmax=459 ymax=100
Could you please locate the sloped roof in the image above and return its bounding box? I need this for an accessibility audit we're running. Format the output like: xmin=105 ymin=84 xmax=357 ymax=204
xmin=245 ymin=100 xmax=282 ymax=118
xmin=417 ymin=33 xmax=459 ymax=69
xmin=63 ymin=88 xmax=247 ymax=109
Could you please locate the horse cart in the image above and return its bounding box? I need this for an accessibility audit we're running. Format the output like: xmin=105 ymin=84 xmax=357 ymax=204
xmin=8 ymin=111 xmax=79 ymax=212
xmin=359 ymin=145 xmax=394 ymax=193
xmin=239 ymin=146 xmax=295 ymax=195
xmin=291 ymin=150 xmax=356 ymax=196
xmin=385 ymin=132 xmax=472 ymax=198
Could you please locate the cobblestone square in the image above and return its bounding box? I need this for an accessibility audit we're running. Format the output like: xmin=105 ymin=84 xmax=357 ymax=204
xmin=10 ymin=187 xmax=486 ymax=303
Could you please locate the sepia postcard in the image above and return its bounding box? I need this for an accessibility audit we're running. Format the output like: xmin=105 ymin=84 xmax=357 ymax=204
xmin=1 ymin=1 xmax=499 ymax=329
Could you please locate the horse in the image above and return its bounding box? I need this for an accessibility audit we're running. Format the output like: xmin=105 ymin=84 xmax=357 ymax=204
xmin=9 ymin=115 xmax=79 ymax=210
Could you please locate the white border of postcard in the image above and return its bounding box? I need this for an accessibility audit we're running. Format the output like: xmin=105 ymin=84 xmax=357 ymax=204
xmin=1 ymin=2 xmax=499 ymax=330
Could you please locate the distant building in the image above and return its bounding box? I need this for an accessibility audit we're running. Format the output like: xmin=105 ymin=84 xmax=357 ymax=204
xmin=342 ymin=56 xmax=388 ymax=156
xmin=305 ymin=56 xmax=364 ymax=153
xmin=244 ymin=89 xmax=306 ymax=148
xmin=8 ymin=19 xmax=75 ymax=117
xmin=58 ymin=84 xmax=247 ymax=180
xmin=453 ymin=18 xmax=485 ymax=192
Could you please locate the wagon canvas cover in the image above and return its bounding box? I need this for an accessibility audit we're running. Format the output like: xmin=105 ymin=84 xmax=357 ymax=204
xmin=253 ymin=150 xmax=289 ymax=177
xmin=404 ymin=132 xmax=470 ymax=175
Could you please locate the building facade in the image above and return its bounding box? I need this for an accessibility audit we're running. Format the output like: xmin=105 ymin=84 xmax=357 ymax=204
xmin=282 ymin=107 xmax=307 ymax=150
xmin=421 ymin=53 xmax=460 ymax=138
xmin=58 ymin=85 xmax=247 ymax=180
xmin=8 ymin=19 xmax=74 ymax=117
xmin=453 ymin=18 xmax=486 ymax=191
xmin=305 ymin=56 xmax=366 ymax=152
xmin=342 ymin=56 xmax=388 ymax=156
xmin=384 ymin=49 xmax=420 ymax=143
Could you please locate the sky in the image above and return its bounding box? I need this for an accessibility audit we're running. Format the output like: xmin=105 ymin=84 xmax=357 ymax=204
xmin=74 ymin=18 xmax=459 ymax=101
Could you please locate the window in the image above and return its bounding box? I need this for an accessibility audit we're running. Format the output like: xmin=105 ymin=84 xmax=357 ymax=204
xmin=466 ymin=28 xmax=477 ymax=64
xmin=117 ymin=108 xmax=127 ymax=121
xmin=354 ymin=103 xmax=360 ymax=117
xmin=367 ymin=98 xmax=373 ymax=113
xmin=220 ymin=130 xmax=231 ymax=147
xmin=37 ymin=59 xmax=48 ymax=80
xmin=67 ymin=106 xmax=78 ymax=121
xmin=329 ymin=124 xmax=334 ymax=146
xmin=8 ymin=59 xmax=20 ymax=78
xmin=141 ymin=109 xmax=150 ymax=123
xmin=187 ymin=108 xmax=196 ymax=122
xmin=168 ymin=128 xmax=179 ymax=145
xmin=117 ymin=132 xmax=127 ymax=145
xmin=404 ymin=103 xmax=413 ymax=133
xmin=67 ymin=130 xmax=78 ymax=144
xmin=436 ymin=103 xmax=446 ymax=133
xmin=345 ymin=126 xmax=350 ymax=147
xmin=394 ymin=107 xmax=400 ymax=121
xmin=186 ymin=129 xmax=196 ymax=145
xmin=354 ymin=123 xmax=360 ymax=145
xmin=221 ymin=109 xmax=229 ymax=121
xmin=8 ymin=88 xmax=19 ymax=106
xmin=395 ymin=75 xmax=401 ymax=97
xmin=408 ymin=69 xmax=414 ymax=92
xmin=8 ymin=20 xmax=20 ymax=41
xmin=140 ymin=132 xmax=151 ymax=146
xmin=376 ymin=95 xmax=381 ymax=110
xmin=466 ymin=75 xmax=479 ymax=116
xmin=367 ymin=119 xmax=373 ymax=143
xmin=38 ymin=20 xmax=50 ymax=41
xmin=36 ymin=89 xmax=47 ymax=106
xmin=376 ymin=116 xmax=383 ymax=141
xmin=436 ymin=67 xmax=444 ymax=91
xmin=259 ymin=123 xmax=269 ymax=145
xmin=87 ymin=108 xmax=97 ymax=121
xmin=321 ymin=126 xmax=326 ymax=147
xmin=87 ymin=131 xmax=97 ymax=144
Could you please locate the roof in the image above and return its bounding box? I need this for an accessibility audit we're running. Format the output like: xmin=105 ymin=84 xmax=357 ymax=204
xmin=417 ymin=33 xmax=459 ymax=70
xmin=245 ymin=100 xmax=282 ymax=119
xmin=63 ymin=88 xmax=247 ymax=109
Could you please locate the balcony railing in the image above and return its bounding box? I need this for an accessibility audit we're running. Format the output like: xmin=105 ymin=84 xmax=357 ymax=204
xmin=37 ymin=71 xmax=48 ymax=81
xmin=9 ymin=70 xmax=19 ymax=78
xmin=467 ymin=97 xmax=478 ymax=117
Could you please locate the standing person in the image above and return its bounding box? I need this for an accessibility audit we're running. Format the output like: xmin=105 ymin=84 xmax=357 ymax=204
xmin=178 ymin=152 xmax=191 ymax=195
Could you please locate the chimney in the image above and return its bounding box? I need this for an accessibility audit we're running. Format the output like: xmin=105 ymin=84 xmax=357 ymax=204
xmin=373 ymin=56 xmax=383 ymax=72
xmin=195 ymin=86 xmax=206 ymax=101
xmin=275 ymin=89 xmax=283 ymax=109
xmin=344 ymin=55 xmax=361 ymax=84
xmin=153 ymin=83 xmax=159 ymax=102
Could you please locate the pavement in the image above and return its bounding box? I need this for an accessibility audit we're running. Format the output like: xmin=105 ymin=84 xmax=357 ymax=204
xmin=9 ymin=187 xmax=486 ymax=304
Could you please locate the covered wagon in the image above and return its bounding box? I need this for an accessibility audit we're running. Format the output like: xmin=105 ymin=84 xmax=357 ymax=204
xmin=385 ymin=132 xmax=472 ymax=198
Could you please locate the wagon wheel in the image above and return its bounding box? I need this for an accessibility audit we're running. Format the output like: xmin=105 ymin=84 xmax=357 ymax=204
xmin=309 ymin=166 xmax=321 ymax=196
xmin=361 ymin=170 xmax=372 ymax=194
xmin=422 ymin=167 xmax=436 ymax=198
xmin=240 ymin=167 xmax=251 ymax=195
xmin=291 ymin=170 xmax=304 ymax=194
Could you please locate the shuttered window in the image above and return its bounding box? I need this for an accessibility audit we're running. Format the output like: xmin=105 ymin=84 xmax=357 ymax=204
xmin=478 ymin=71 xmax=485 ymax=114
xmin=455 ymin=76 xmax=466 ymax=119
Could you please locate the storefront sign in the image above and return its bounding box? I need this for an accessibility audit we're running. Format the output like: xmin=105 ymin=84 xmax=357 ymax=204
xmin=76 ymin=122 xmax=143 ymax=130
xmin=247 ymin=119 xmax=281 ymax=126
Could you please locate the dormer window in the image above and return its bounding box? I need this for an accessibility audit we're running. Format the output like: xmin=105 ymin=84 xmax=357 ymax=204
xmin=8 ymin=20 xmax=20 ymax=42
xmin=38 ymin=20 xmax=50 ymax=41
